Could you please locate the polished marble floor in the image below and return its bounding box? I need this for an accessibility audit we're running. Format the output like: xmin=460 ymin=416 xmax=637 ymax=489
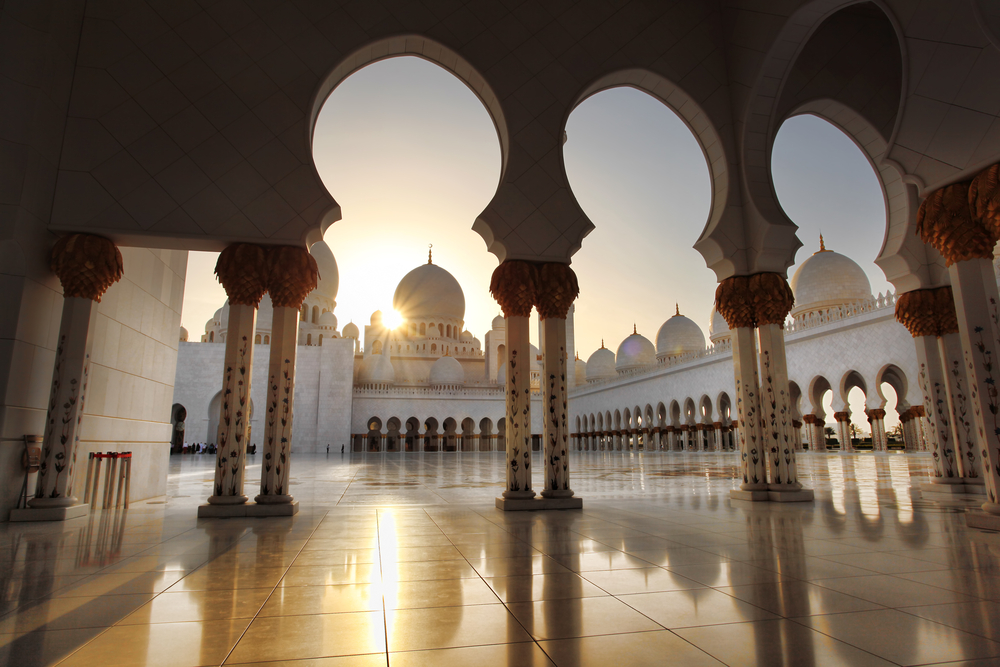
xmin=2 ymin=451 xmax=999 ymax=666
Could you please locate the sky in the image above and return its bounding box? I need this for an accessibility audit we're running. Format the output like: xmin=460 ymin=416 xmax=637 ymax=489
xmin=181 ymin=56 xmax=897 ymax=431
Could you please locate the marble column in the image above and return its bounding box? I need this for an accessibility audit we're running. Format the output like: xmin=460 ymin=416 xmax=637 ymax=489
xmin=942 ymin=332 xmax=984 ymax=483
xmin=205 ymin=244 xmax=268 ymax=508
xmin=791 ymin=420 xmax=803 ymax=451
xmin=491 ymin=261 xmax=537 ymax=506
xmin=536 ymin=262 xmax=578 ymax=501
xmin=255 ymin=246 xmax=318 ymax=508
xmin=757 ymin=321 xmax=804 ymax=493
xmin=919 ymin=171 xmax=1000 ymax=519
xmin=714 ymin=423 xmax=723 ymax=452
xmin=29 ymin=235 xmax=123 ymax=515
xmin=834 ymin=412 xmax=852 ymax=452
xmin=867 ymin=410 xmax=887 ymax=452
xmin=802 ymin=415 xmax=817 ymax=450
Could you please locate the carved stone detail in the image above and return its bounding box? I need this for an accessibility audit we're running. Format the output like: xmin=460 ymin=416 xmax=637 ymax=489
xmin=970 ymin=162 xmax=1000 ymax=240
xmin=917 ymin=181 xmax=995 ymax=265
xmin=215 ymin=244 xmax=268 ymax=307
xmin=490 ymin=260 xmax=537 ymax=318
xmin=895 ymin=286 xmax=960 ymax=337
xmin=715 ymin=272 xmax=794 ymax=329
xmin=535 ymin=263 xmax=579 ymax=320
xmin=266 ymin=246 xmax=319 ymax=309
xmin=50 ymin=234 xmax=124 ymax=302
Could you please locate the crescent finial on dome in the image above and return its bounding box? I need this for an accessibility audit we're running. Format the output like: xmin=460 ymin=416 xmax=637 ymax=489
xmin=601 ymin=339 xmax=605 ymax=349
xmin=633 ymin=323 xmax=637 ymax=335
xmin=675 ymin=303 xmax=680 ymax=316
xmin=428 ymin=244 xmax=433 ymax=264
xmin=817 ymin=233 xmax=828 ymax=253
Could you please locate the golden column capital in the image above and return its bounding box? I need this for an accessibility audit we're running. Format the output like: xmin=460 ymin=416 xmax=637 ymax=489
xmin=265 ymin=245 xmax=318 ymax=309
xmin=490 ymin=260 xmax=537 ymax=318
xmin=970 ymin=162 xmax=1000 ymax=240
xmin=917 ymin=180 xmax=995 ymax=265
xmin=50 ymin=233 xmax=123 ymax=302
xmin=535 ymin=262 xmax=579 ymax=320
xmin=894 ymin=286 xmax=959 ymax=337
xmin=803 ymin=415 xmax=817 ymax=425
xmin=833 ymin=411 xmax=850 ymax=422
xmin=715 ymin=272 xmax=793 ymax=329
xmin=215 ymin=243 xmax=268 ymax=307
xmin=866 ymin=408 xmax=886 ymax=421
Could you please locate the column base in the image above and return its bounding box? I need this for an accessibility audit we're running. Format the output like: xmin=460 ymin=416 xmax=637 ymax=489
xmin=10 ymin=503 xmax=89 ymax=522
xmin=496 ymin=496 xmax=582 ymax=511
xmin=254 ymin=494 xmax=294 ymax=505
xmin=206 ymin=494 xmax=249 ymax=505
xmin=540 ymin=489 xmax=575 ymax=499
xmin=501 ymin=490 xmax=536 ymax=500
xmin=966 ymin=510 xmax=1000 ymax=531
xmin=198 ymin=501 xmax=299 ymax=518
xmin=730 ymin=489 xmax=815 ymax=502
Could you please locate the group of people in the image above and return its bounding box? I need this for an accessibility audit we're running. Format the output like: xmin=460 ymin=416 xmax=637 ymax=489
xmin=175 ymin=443 xmax=258 ymax=455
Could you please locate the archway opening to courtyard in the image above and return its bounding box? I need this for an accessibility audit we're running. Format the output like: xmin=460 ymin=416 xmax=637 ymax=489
xmin=563 ymin=83 xmax=714 ymax=360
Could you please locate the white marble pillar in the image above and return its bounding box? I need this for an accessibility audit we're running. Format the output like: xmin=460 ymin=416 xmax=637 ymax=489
xmin=31 ymin=235 xmax=123 ymax=513
xmin=834 ymin=413 xmax=852 ymax=453
xmin=256 ymin=306 xmax=300 ymax=504
xmin=941 ymin=332 xmax=984 ymax=483
xmin=503 ymin=314 xmax=533 ymax=498
xmin=868 ymin=411 xmax=887 ymax=452
xmin=541 ymin=317 xmax=573 ymax=498
xmin=732 ymin=326 xmax=768 ymax=492
xmin=31 ymin=298 xmax=100 ymax=507
xmin=757 ymin=322 xmax=800 ymax=490
xmin=714 ymin=423 xmax=723 ymax=452
xmin=208 ymin=302 xmax=257 ymax=504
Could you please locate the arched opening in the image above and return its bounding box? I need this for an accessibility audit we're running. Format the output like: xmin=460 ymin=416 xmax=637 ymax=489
xmin=318 ymin=334 xmax=323 ymax=346
xmin=312 ymin=306 xmax=319 ymax=324
xmin=208 ymin=331 xmax=214 ymax=342
xmin=372 ymin=340 xmax=382 ymax=355
xmin=810 ymin=375 xmax=835 ymax=450
xmin=404 ymin=417 xmax=420 ymax=452
xmin=312 ymin=50 xmax=503 ymax=340
xmin=841 ymin=370 xmax=870 ymax=449
xmin=366 ymin=416 xmax=383 ymax=452
xmin=170 ymin=403 xmax=187 ymax=454
xmin=442 ymin=417 xmax=458 ymax=452
xmin=423 ymin=417 xmax=439 ymax=452
xmin=263 ymin=335 xmax=269 ymax=344
xmin=386 ymin=417 xmax=401 ymax=452
xmin=878 ymin=364 xmax=907 ymax=444
xmin=306 ymin=333 xmax=312 ymax=346
xmin=563 ymin=80 xmax=714 ymax=360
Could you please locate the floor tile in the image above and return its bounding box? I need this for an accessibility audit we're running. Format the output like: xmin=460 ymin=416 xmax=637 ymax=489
xmin=389 ymin=641 xmax=554 ymax=666
xmin=258 ymin=584 xmax=381 ymax=616
xmin=902 ymin=601 xmax=1000 ymax=641
xmin=386 ymin=603 xmax=531 ymax=651
xmin=538 ymin=629 xmax=725 ymax=667
xmin=380 ymin=559 xmax=480 ymax=582
xmin=485 ymin=572 xmax=609 ymax=602
xmin=121 ymin=588 xmax=273 ymax=624
xmin=0 ymin=593 xmax=152 ymax=633
xmin=53 ymin=572 xmax=186 ymax=598
xmin=0 ymin=626 xmax=105 ymax=667
xmin=812 ymin=574 xmax=980 ymax=607
xmin=665 ymin=561 xmax=789 ymax=587
xmin=226 ymin=655 xmax=385 ymax=666
xmin=797 ymin=608 xmax=1000 ymax=665
xmin=718 ymin=580 xmax=883 ymax=617
xmin=59 ymin=618 xmax=252 ymax=667
xmin=550 ymin=551 xmax=657 ymax=572
xmin=582 ymin=567 xmax=705 ymax=595
xmin=227 ymin=612 xmax=386 ymax=663
xmin=279 ymin=564 xmax=379 ymax=586
xmin=621 ymin=588 xmax=779 ymax=627
xmin=383 ymin=577 xmax=500 ymax=609
xmin=168 ymin=566 xmax=285 ymax=592
xmin=468 ymin=555 xmax=571 ymax=577
xmin=675 ymin=618 xmax=898 ymax=667
xmin=506 ymin=596 xmax=662 ymax=640
xmin=894 ymin=570 xmax=1000 ymax=600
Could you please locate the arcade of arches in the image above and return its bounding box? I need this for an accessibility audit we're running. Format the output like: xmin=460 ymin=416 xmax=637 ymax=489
xmin=6 ymin=2 xmax=1000 ymax=665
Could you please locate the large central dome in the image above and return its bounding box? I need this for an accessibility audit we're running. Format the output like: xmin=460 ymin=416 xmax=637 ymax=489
xmin=393 ymin=260 xmax=466 ymax=321
xmin=790 ymin=237 xmax=872 ymax=319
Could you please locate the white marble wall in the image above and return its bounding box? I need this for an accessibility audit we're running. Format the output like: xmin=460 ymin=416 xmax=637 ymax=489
xmin=80 ymin=247 xmax=187 ymax=502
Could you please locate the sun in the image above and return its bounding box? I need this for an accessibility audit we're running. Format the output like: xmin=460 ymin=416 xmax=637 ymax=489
xmin=383 ymin=309 xmax=403 ymax=330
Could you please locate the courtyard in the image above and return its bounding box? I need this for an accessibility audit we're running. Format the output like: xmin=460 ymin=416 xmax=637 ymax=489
xmin=2 ymin=452 xmax=999 ymax=666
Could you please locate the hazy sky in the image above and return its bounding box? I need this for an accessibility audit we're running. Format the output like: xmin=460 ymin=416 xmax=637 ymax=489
xmin=181 ymin=56 xmax=897 ymax=430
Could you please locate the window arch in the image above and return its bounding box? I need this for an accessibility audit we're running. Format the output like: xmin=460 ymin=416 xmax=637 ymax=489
xmin=438 ymin=324 xmax=444 ymax=337
xmin=255 ymin=334 xmax=261 ymax=344
xmin=372 ymin=340 xmax=382 ymax=354
xmin=319 ymin=334 xmax=324 ymax=346
xmin=263 ymin=335 xmax=269 ymax=344
xmin=209 ymin=331 xmax=214 ymax=342
xmin=431 ymin=343 xmax=437 ymax=352
xmin=307 ymin=333 xmax=312 ymax=345
xmin=419 ymin=323 xmax=426 ymax=336
xmin=301 ymin=305 xmax=307 ymax=321
xmin=312 ymin=306 xmax=319 ymax=324
xmin=447 ymin=324 xmax=452 ymax=338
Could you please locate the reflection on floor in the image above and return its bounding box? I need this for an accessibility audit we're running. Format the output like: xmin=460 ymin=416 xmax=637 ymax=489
xmin=2 ymin=452 xmax=998 ymax=666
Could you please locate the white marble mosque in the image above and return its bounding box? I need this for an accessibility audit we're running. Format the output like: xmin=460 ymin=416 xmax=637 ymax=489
xmin=173 ymin=236 xmax=941 ymax=460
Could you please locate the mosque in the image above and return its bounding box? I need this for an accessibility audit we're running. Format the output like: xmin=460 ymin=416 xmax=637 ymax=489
xmin=7 ymin=2 xmax=1000 ymax=664
xmin=174 ymin=235 xmax=937 ymax=461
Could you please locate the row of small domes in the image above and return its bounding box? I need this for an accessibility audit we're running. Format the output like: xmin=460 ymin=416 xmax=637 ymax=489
xmin=582 ymin=239 xmax=874 ymax=382
xmin=358 ymin=352 xmax=467 ymax=385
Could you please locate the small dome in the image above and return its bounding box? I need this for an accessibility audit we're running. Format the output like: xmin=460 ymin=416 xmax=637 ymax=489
xmin=709 ymin=308 xmax=731 ymax=344
xmin=574 ymin=356 xmax=587 ymax=385
xmin=343 ymin=322 xmax=359 ymax=339
xmin=310 ymin=240 xmax=339 ymax=301
xmin=492 ymin=314 xmax=505 ymax=329
xmin=461 ymin=330 xmax=474 ymax=341
xmin=586 ymin=344 xmax=616 ymax=381
xmin=790 ymin=237 xmax=872 ymax=318
xmin=179 ymin=326 xmax=189 ymax=342
xmin=656 ymin=308 xmax=706 ymax=358
xmin=319 ymin=311 xmax=338 ymax=329
xmin=393 ymin=260 xmax=465 ymax=321
xmin=616 ymin=329 xmax=656 ymax=371
xmin=430 ymin=355 xmax=465 ymax=385
xmin=370 ymin=310 xmax=383 ymax=326
xmin=359 ymin=353 xmax=395 ymax=384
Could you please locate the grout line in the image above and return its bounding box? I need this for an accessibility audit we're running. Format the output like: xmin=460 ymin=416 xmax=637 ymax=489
xmin=376 ymin=508 xmax=390 ymax=667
